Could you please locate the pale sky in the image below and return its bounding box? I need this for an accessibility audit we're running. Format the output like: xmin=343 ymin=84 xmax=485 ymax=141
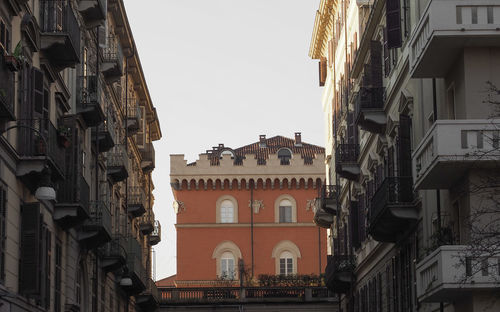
xmin=123 ymin=0 xmax=324 ymax=280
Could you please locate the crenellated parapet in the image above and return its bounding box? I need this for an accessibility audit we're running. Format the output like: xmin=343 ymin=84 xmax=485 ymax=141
xmin=170 ymin=153 xmax=325 ymax=191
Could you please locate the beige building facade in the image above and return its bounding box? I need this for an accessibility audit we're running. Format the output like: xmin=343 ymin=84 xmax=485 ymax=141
xmin=0 ymin=0 xmax=161 ymax=311
xmin=310 ymin=0 xmax=500 ymax=311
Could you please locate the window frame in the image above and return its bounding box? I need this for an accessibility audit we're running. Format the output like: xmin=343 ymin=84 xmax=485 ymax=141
xmin=274 ymin=195 xmax=297 ymax=223
xmin=212 ymin=241 xmax=242 ymax=280
xmin=216 ymin=195 xmax=238 ymax=223
xmin=272 ymin=240 xmax=301 ymax=275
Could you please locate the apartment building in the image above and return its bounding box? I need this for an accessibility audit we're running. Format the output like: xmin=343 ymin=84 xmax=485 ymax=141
xmin=169 ymin=134 xmax=327 ymax=286
xmin=310 ymin=0 xmax=500 ymax=311
xmin=0 ymin=0 xmax=161 ymax=311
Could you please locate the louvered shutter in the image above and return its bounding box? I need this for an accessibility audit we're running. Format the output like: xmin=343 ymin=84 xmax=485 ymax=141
xmin=0 ymin=188 xmax=5 ymax=282
xmin=398 ymin=114 xmax=412 ymax=177
xmin=20 ymin=202 xmax=41 ymax=295
xmin=383 ymin=28 xmax=391 ymax=77
xmin=350 ymin=201 xmax=360 ymax=249
xmin=387 ymin=146 xmax=395 ymax=177
xmin=32 ymin=68 xmax=44 ymax=115
xmin=386 ymin=0 xmax=402 ymax=49
xmin=359 ymin=194 xmax=366 ymax=242
xmin=370 ymin=41 xmax=383 ymax=89
xmin=328 ymin=40 xmax=333 ymax=68
xmin=319 ymin=58 xmax=327 ymax=86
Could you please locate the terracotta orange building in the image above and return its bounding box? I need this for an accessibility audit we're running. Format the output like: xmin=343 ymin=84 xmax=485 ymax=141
xmin=169 ymin=133 xmax=327 ymax=286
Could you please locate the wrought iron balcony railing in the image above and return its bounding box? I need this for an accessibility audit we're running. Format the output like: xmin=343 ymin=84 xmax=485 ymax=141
xmin=128 ymin=186 xmax=146 ymax=218
xmin=76 ymin=75 xmax=105 ymax=126
xmin=150 ymin=220 xmax=161 ymax=246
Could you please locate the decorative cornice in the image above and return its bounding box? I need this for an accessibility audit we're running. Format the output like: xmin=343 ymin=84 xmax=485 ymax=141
xmin=309 ymin=0 xmax=337 ymax=59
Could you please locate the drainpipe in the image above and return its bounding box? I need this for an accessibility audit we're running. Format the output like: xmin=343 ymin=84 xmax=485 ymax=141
xmin=250 ymin=181 xmax=254 ymax=278
xmin=432 ymin=78 xmax=444 ymax=312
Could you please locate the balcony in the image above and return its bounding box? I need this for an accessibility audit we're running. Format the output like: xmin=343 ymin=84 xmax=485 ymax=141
xmin=78 ymin=0 xmax=107 ymax=26
xmin=354 ymin=87 xmax=385 ymax=134
xmin=313 ymin=195 xmax=334 ymax=229
xmin=139 ymin=212 xmax=154 ymax=235
xmin=123 ymin=239 xmax=147 ymax=294
xmin=0 ymin=55 xmax=16 ymax=121
xmin=136 ymin=278 xmax=159 ymax=311
xmin=39 ymin=1 xmax=80 ymax=71
xmin=369 ymin=177 xmax=418 ymax=243
xmin=325 ymin=255 xmax=355 ymax=294
xmin=101 ymin=35 xmax=124 ymax=83
xmin=150 ymin=220 xmax=161 ymax=246
xmin=106 ymin=145 xmax=129 ymax=183
xmin=76 ymin=75 xmax=105 ymax=127
xmin=315 ymin=185 xmax=338 ymax=216
xmin=335 ymin=144 xmax=360 ymax=181
xmin=100 ymin=235 xmax=127 ymax=272
xmin=413 ymin=119 xmax=500 ymax=190
xmin=127 ymin=99 xmax=141 ymax=135
xmin=55 ymin=173 xmax=90 ymax=229
xmin=140 ymin=142 xmax=155 ymax=173
xmin=416 ymin=245 xmax=500 ymax=302
xmin=409 ymin=0 xmax=500 ymax=78
xmin=91 ymin=106 xmax=116 ymax=153
xmin=128 ymin=186 xmax=146 ymax=218
xmin=78 ymin=201 xmax=112 ymax=249
xmin=16 ymin=119 xmax=66 ymax=183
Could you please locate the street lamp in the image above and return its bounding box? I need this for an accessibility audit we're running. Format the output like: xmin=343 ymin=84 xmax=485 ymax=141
xmin=1 ymin=124 xmax=56 ymax=200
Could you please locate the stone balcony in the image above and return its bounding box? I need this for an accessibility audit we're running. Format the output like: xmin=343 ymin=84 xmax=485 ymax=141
xmin=413 ymin=119 xmax=500 ymax=189
xmin=416 ymin=245 xmax=500 ymax=302
xmin=409 ymin=0 xmax=500 ymax=78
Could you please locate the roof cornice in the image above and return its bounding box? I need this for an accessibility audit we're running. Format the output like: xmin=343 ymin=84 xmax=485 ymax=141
xmin=309 ymin=0 xmax=337 ymax=59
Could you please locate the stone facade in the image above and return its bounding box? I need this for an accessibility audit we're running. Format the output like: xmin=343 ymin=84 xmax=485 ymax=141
xmin=0 ymin=0 xmax=161 ymax=311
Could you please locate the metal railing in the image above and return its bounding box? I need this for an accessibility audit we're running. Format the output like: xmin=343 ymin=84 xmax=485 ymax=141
xmin=102 ymin=35 xmax=123 ymax=66
xmin=151 ymin=220 xmax=161 ymax=240
xmin=57 ymin=173 xmax=90 ymax=212
xmin=141 ymin=142 xmax=155 ymax=164
xmin=107 ymin=145 xmax=129 ymax=169
xmin=354 ymin=87 xmax=384 ymax=120
xmin=40 ymin=0 xmax=80 ymax=53
xmin=143 ymin=278 xmax=159 ymax=302
xmin=370 ymin=176 xmax=414 ymax=223
xmin=16 ymin=118 xmax=66 ymax=176
xmin=77 ymin=75 xmax=102 ymax=109
xmin=129 ymin=186 xmax=146 ymax=206
xmin=330 ymin=255 xmax=356 ymax=273
xmin=87 ymin=200 xmax=112 ymax=235
xmin=336 ymin=143 xmax=359 ymax=163
xmin=102 ymin=235 xmax=127 ymax=260
xmin=97 ymin=104 xmax=117 ymax=142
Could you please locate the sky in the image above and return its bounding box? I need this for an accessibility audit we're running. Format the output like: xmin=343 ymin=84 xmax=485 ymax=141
xmin=122 ymin=0 xmax=324 ymax=280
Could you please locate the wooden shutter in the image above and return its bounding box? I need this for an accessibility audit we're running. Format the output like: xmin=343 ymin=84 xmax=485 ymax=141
xmin=319 ymin=58 xmax=327 ymax=87
xmin=398 ymin=114 xmax=412 ymax=177
xmin=20 ymin=203 xmax=41 ymax=295
xmin=0 ymin=188 xmax=5 ymax=282
xmin=386 ymin=0 xmax=402 ymax=49
xmin=328 ymin=40 xmax=333 ymax=68
xmin=370 ymin=41 xmax=383 ymax=89
xmin=32 ymin=67 xmax=44 ymax=115
xmin=383 ymin=28 xmax=391 ymax=77
xmin=387 ymin=146 xmax=395 ymax=177
xmin=135 ymin=106 xmax=145 ymax=148
xmin=350 ymin=201 xmax=360 ymax=249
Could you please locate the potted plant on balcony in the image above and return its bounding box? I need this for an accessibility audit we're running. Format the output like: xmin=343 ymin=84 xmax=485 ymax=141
xmin=3 ymin=42 xmax=23 ymax=72
xmin=57 ymin=126 xmax=71 ymax=148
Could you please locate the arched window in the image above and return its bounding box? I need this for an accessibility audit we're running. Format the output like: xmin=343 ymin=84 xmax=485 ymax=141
xmin=274 ymin=195 xmax=297 ymax=223
xmin=220 ymin=251 xmax=235 ymax=280
xmin=272 ymin=240 xmax=301 ymax=275
xmin=220 ymin=150 xmax=235 ymax=158
xmin=277 ymin=148 xmax=292 ymax=165
xmin=216 ymin=195 xmax=238 ymax=223
xmin=279 ymin=199 xmax=292 ymax=223
xmin=279 ymin=251 xmax=294 ymax=276
xmin=220 ymin=200 xmax=234 ymax=223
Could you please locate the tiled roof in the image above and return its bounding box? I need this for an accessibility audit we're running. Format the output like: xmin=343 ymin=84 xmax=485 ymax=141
xmin=156 ymin=274 xmax=177 ymax=287
xmin=203 ymin=135 xmax=325 ymax=166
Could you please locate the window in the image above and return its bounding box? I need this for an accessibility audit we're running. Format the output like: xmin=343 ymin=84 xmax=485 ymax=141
xmin=216 ymin=195 xmax=238 ymax=223
xmin=220 ymin=200 xmax=234 ymax=223
xmin=279 ymin=251 xmax=293 ymax=275
xmin=277 ymin=148 xmax=292 ymax=165
xmin=279 ymin=200 xmax=292 ymax=223
xmin=220 ymin=252 xmax=235 ymax=279
xmin=274 ymin=195 xmax=297 ymax=223
xmin=272 ymin=240 xmax=301 ymax=275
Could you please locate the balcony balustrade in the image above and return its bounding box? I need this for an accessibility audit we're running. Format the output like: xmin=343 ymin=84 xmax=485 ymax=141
xmin=106 ymin=145 xmax=129 ymax=183
xmin=101 ymin=35 xmax=124 ymax=82
xmin=16 ymin=118 xmax=66 ymax=182
xmin=413 ymin=119 xmax=500 ymax=190
xmin=140 ymin=142 xmax=155 ymax=173
xmin=416 ymin=245 xmax=500 ymax=302
xmin=335 ymin=143 xmax=360 ymax=181
xmin=409 ymin=0 xmax=500 ymax=78
xmin=122 ymin=238 xmax=146 ymax=294
xmin=78 ymin=200 xmax=112 ymax=249
xmin=92 ymin=105 xmax=116 ymax=153
xmin=139 ymin=212 xmax=155 ymax=235
xmin=100 ymin=235 xmax=127 ymax=272
xmin=149 ymin=220 xmax=161 ymax=246
xmin=369 ymin=177 xmax=418 ymax=243
xmin=313 ymin=193 xmax=334 ymax=229
xmin=76 ymin=75 xmax=105 ymax=127
xmin=128 ymin=186 xmax=146 ymax=218
xmin=39 ymin=0 xmax=80 ymax=70
xmin=78 ymin=0 xmax=107 ymax=26
xmin=315 ymin=185 xmax=338 ymax=216
xmin=55 ymin=173 xmax=90 ymax=229
xmin=354 ymin=87 xmax=385 ymax=134
xmin=136 ymin=278 xmax=159 ymax=310
xmin=325 ymin=255 xmax=356 ymax=294
xmin=126 ymin=99 xmax=141 ymax=135
xmin=0 ymin=55 xmax=16 ymax=121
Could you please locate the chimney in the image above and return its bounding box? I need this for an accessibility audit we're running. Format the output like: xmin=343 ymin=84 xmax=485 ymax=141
xmin=259 ymin=135 xmax=266 ymax=148
xmin=294 ymin=132 xmax=302 ymax=147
